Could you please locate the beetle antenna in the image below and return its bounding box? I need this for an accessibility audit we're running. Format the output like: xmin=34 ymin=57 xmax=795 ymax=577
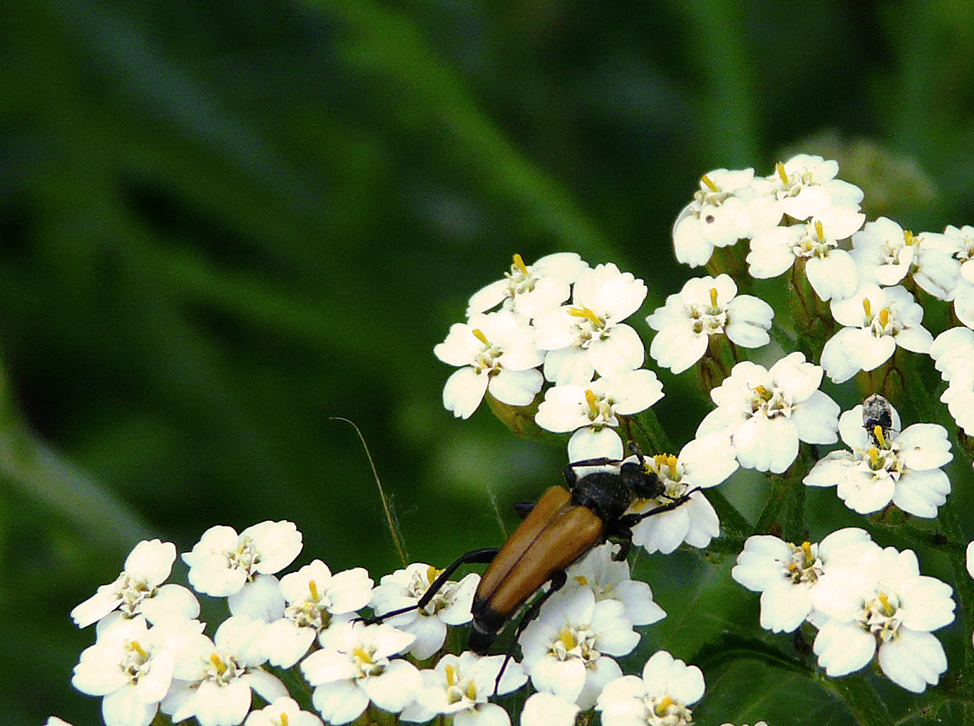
xmin=331 ymin=417 xmax=409 ymax=567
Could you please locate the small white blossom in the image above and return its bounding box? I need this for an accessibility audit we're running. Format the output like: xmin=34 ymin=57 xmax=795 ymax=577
xmin=466 ymin=252 xmax=589 ymax=319
xmin=930 ymin=327 xmax=974 ymax=435
xmin=534 ymin=369 xmax=664 ymax=461
xmin=369 ymin=562 xmax=479 ymax=660
xmin=967 ymin=541 xmax=974 ymax=580
xmin=263 ymin=560 xmax=373 ymax=668
xmin=804 ymin=402 xmax=952 ymax=517
xmin=563 ymin=543 xmax=665 ymax=626
xmin=820 ymin=284 xmax=933 ymax=384
xmin=596 ymin=650 xmax=705 ymax=726
xmin=402 ymin=652 xmax=526 ymax=725
xmin=534 ymin=263 xmax=647 ymax=385
xmin=731 ymin=528 xmax=876 ymax=632
xmin=763 ymin=154 xmax=864 ymax=221
xmin=243 ymin=697 xmax=323 ymax=726
xmin=697 ymin=353 xmax=839 ymax=474
xmin=519 ymin=587 xmax=638 ymax=709
xmin=72 ymin=616 xmax=202 ymax=726
xmin=626 ymin=433 xmax=737 ymax=554
xmin=182 ymin=521 xmax=303 ymax=598
xmin=435 ymin=310 xmax=545 ymax=419
xmin=71 ymin=540 xmax=199 ymax=628
xmin=747 ymin=210 xmax=864 ymax=301
xmin=301 ymin=620 xmax=421 ymax=724
xmin=672 ymin=168 xmax=755 ymax=267
xmin=646 ymin=274 xmax=773 ymax=373
xmin=811 ymin=545 xmax=955 ymax=693
xmin=162 ymin=615 xmax=288 ymax=726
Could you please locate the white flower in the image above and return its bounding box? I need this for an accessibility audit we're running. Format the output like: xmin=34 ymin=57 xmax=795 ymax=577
xmin=930 ymin=327 xmax=974 ymax=435
xmin=402 ymin=652 xmax=526 ymax=725
xmin=519 ymin=587 xmax=638 ymax=709
xmin=435 ymin=310 xmax=545 ymax=419
xmin=44 ymin=719 xmax=76 ymax=726
xmin=182 ymin=521 xmax=303 ymax=598
xmin=520 ymin=692 xmax=580 ymax=726
xmin=672 ymin=168 xmax=755 ymax=267
xmin=534 ymin=370 xmax=664 ymax=461
xmin=263 ymin=560 xmax=373 ymax=668
xmin=72 ymin=616 xmax=202 ymax=726
xmin=301 ymin=620 xmax=421 ymax=724
xmin=596 ymin=650 xmax=705 ymax=726
xmin=533 ymin=263 xmax=647 ymax=385
xmin=466 ymin=252 xmax=589 ymax=319
xmin=162 ymin=615 xmax=288 ymax=726
xmin=646 ymin=274 xmax=773 ymax=373
xmin=804 ymin=402 xmax=952 ymax=517
xmin=820 ymin=284 xmax=933 ymax=384
xmin=747 ymin=210 xmax=864 ymax=300
xmin=967 ymin=541 xmax=974 ymax=580
xmin=764 ymin=154 xmax=864 ymax=221
xmin=71 ymin=540 xmax=199 ymax=628
xmin=243 ymin=697 xmax=323 ymax=726
xmin=697 ymin=353 xmax=839 ymax=474
xmin=563 ymin=543 xmax=666 ymax=626
xmin=731 ymin=528 xmax=876 ymax=633
xmin=811 ymin=545 xmax=955 ymax=693
xmin=626 ymin=433 xmax=737 ymax=554
xmin=369 ymin=562 xmax=479 ymax=660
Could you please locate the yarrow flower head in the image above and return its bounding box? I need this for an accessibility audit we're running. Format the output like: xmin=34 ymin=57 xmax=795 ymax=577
xmin=71 ymin=539 xmax=199 ymax=628
xmin=804 ymin=397 xmax=952 ymax=517
xmin=930 ymin=326 xmax=974 ymax=435
xmin=534 ymin=369 xmax=664 ymax=460
xmin=646 ymin=273 xmax=773 ymax=374
xmin=762 ymin=153 xmax=865 ymax=222
xmin=435 ymin=309 xmax=545 ymax=419
xmin=243 ymin=697 xmax=323 ymax=726
xmin=262 ymin=560 xmax=374 ymax=668
xmin=820 ymin=284 xmax=933 ymax=384
xmin=562 ymin=542 xmax=666 ymax=626
xmin=672 ymin=168 xmax=756 ymax=267
xmin=810 ymin=544 xmax=955 ymax=693
xmin=533 ymin=262 xmax=648 ymax=385
xmin=697 ymin=352 xmax=840 ymax=474
xmin=466 ymin=252 xmax=589 ymax=319
xmin=369 ymin=561 xmax=479 ymax=660
xmin=596 ymin=650 xmax=705 ymax=726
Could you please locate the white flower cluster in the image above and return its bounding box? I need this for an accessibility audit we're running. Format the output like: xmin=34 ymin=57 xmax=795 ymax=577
xmin=62 ymin=526 xmax=737 ymax=726
xmin=733 ymin=528 xmax=955 ymax=692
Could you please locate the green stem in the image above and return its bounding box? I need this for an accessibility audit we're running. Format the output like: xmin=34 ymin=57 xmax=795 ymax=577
xmin=821 ymin=672 xmax=894 ymax=726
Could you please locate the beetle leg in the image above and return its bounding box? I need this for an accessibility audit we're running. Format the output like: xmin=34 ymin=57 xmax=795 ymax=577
xmin=366 ymin=547 xmax=499 ymax=624
xmin=562 ymin=456 xmax=622 ymax=486
xmin=609 ymin=487 xmax=703 ymax=541
xmin=493 ymin=569 xmax=569 ymax=695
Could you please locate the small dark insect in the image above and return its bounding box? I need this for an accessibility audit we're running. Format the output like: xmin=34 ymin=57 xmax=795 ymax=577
xmin=862 ymin=394 xmax=897 ymax=446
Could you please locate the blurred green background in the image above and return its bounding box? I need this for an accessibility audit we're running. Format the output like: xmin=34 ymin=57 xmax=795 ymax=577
xmin=2 ymin=1 xmax=974 ymax=724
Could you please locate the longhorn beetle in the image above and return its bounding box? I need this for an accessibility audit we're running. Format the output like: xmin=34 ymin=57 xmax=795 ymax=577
xmin=373 ymin=442 xmax=697 ymax=685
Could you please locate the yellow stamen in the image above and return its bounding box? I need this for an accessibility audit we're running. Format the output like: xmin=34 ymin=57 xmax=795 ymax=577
xmin=512 ymin=253 xmax=529 ymax=276
xmin=210 ymin=653 xmax=227 ymax=675
xmin=666 ymin=454 xmax=678 ymax=472
xmin=574 ymin=575 xmax=589 ymax=586
xmin=127 ymin=640 xmax=149 ymax=659
xmin=585 ymin=389 xmax=600 ymax=417
xmin=868 ymin=447 xmax=879 ymax=467
xmin=775 ymin=162 xmax=789 ymax=185
xmin=878 ymin=592 xmax=894 ymax=616
xmin=308 ymin=580 xmax=320 ymax=602
xmin=446 ymin=664 xmax=457 ymax=687
xmin=427 ymin=565 xmax=442 ymax=586
xmin=558 ymin=627 xmax=576 ymax=651
xmin=353 ymin=647 xmax=373 ymax=664
xmin=280 ymin=714 xmax=289 ymax=726
xmin=471 ymin=328 xmax=490 ymax=346
xmin=903 ymin=230 xmax=915 ymax=246
xmin=569 ymin=306 xmax=602 ymax=327
xmin=879 ymin=308 xmax=889 ymax=328
xmin=753 ymin=385 xmax=771 ymax=400
xmin=814 ymin=219 xmax=825 ymax=240
xmin=709 ymin=287 xmax=719 ymax=307
xmin=863 ymin=298 xmax=872 ymax=319
xmin=465 ymin=680 xmax=478 ymax=701
xmin=872 ymin=424 xmax=887 ymax=448
xmin=700 ymin=174 xmax=719 ymax=192
xmin=655 ymin=696 xmax=675 ymax=715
